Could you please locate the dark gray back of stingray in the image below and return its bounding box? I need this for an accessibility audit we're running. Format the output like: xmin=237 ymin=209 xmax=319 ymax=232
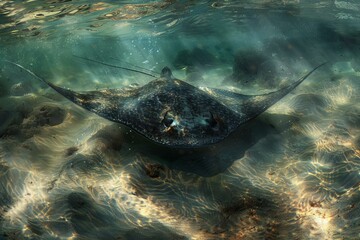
xmin=47 ymin=78 xmax=241 ymax=147
xmin=10 ymin=61 xmax=324 ymax=147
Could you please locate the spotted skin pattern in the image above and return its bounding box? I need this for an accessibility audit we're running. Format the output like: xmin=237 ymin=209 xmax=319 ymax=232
xmin=8 ymin=62 xmax=325 ymax=147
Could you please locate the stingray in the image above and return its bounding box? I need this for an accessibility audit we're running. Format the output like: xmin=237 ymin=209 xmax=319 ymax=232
xmin=7 ymin=60 xmax=325 ymax=148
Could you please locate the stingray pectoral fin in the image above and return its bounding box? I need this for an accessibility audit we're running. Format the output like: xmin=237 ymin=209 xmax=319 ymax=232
xmin=4 ymin=60 xmax=81 ymax=101
xmin=41 ymin=85 xmax=136 ymax=125
xmin=240 ymin=62 xmax=326 ymax=120
xmin=4 ymin=60 xmax=54 ymax=87
xmin=5 ymin=61 xmax=131 ymax=123
xmin=206 ymin=62 xmax=326 ymax=121
xmin=4 ymin=60 xmax=85 ymax=102
xmin=200 ymin=87 xmax=253 ymax=114
xmin=5 ymin=61 xmax=92 ymax=108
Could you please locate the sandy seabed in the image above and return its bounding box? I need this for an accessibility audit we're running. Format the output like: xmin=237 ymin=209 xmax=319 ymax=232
xmin=0 ymin=64 xmax=359 ymax=240
xmin=1 ymin=0 xmax=360 ymax=238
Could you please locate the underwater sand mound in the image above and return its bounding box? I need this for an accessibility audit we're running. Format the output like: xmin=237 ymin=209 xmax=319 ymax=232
xmin=10 ymin=81 xmax=33 ymax=96
xmin=290 ymin=93 xmax=329 ymax=115
xmin=26 ymin=104 xmax=67 ymax=127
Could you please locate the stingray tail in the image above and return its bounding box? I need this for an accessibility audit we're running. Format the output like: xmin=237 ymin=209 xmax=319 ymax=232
xmin=73 ymin=55 xmax=158 ymax=78
xmin=109 ymin=56 xmax=160 ymax=76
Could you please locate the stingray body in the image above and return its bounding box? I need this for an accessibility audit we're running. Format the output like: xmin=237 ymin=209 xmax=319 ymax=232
xmin=9 ymin=61 xmax=324 ymax=147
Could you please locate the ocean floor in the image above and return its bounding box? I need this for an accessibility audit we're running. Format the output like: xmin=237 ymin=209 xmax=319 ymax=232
xmin=1 ymin=1 xmax=360 ymax=240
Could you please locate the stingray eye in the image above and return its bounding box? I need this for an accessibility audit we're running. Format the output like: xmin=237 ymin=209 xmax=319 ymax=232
xmin=162 ymin=111 xmax=174 ymax=127
xmin=206 ymin=112 xmax=219 ymax=129
xmin=163 ymin=117 xmax=174 ymax=127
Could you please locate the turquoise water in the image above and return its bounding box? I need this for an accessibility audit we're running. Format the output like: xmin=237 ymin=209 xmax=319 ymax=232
xmin=0 ymin=1 xmax=360 ymax=239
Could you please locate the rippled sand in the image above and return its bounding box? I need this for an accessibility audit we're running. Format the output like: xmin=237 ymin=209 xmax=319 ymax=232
xmin=0 ymin=65 xmax=359 ymax=239
xmin=1 ymin=1 xmax=360 ymax=239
